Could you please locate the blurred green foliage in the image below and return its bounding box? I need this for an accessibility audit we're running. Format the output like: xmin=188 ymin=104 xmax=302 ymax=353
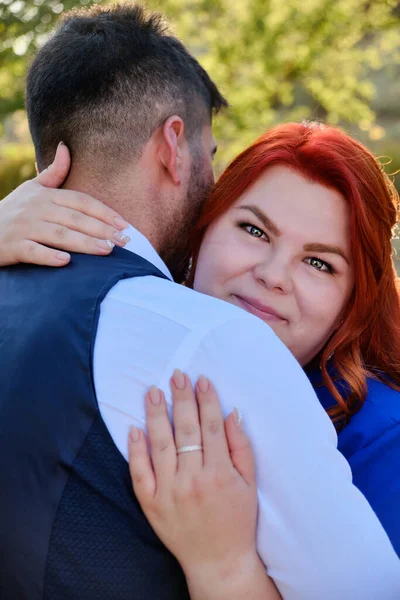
xmin=0 ymin=0 xmax=100 ymax=196
xmin=0 ymin=0 xmax=99 ymax=121
xmin=154 ymin=0 xmax=400 ymax=170
xmin=0 ymin=142 xmax=36 ymax=191
xmin=0 ymin=0 xmax=399 ymax=210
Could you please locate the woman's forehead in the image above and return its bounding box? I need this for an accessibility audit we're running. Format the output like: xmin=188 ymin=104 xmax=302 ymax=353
xmin=225 ymin=167 xmax=351 ymax=254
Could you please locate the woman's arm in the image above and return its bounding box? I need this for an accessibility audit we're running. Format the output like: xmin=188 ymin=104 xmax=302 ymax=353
xmin=184 ymin=555 xmax=278 ymax=600
xmin=128 ymin=372 xmax=281 ymax=600
xmin=0 ymin=142 xmax=129 ymax=266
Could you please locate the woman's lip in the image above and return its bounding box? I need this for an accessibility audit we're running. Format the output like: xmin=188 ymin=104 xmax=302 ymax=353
xmin=233 ymin=295 xmax=287 ymax=322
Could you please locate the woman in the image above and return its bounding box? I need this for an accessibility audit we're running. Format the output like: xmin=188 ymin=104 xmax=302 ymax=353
xmin=126 ymin=122 xmax=400 ymax=596
xmin=190 ymin=122 xmax=400 ymax=425
xmin=2 ymin=122 xmax=400 ymax=595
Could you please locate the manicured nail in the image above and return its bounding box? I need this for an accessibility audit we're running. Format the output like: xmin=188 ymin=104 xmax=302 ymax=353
xmin=148 ymin=385 xmax=162 ymax=405
xmin=55 ymin=251 xmax=70 ymax=262
xmin=114 ymin=216 xmax=129 ymax=230
xmin=96 ymin=239 xmax=115 ymax=251
xmin=130 ymin=425 xmax=140 ymax=443
xmin=172 ymin=368 xmax=186 ymax=390
xmin=113 ymin=232 xmax=131 ymax=245
xmin=233 ymin=407 xmax=243 ymax=428
xmin=197 ymin=374 xmax=209 ymax=393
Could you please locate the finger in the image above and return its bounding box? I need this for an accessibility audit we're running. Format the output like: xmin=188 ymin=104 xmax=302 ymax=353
xmin=145 ymin=386 xmax=177 ymax=491
xmin=51 ymin=188 xmax=129 ymax=230
xmin=41 ymin=205 xmax=130 ymax=247
xmin=225 ymin=410 xmax=256 ymax=486
xmin=196 ymin=376 xmax=230 ymax=468
xmin=16 ymin=240 xmax=71 ymax=267
xmin=25 ymin=221 xmax=117 ymax=256
xmin=128 ymin=426 xmax=156 ymax=501
xmin=171 ymin=370 xmax=203 ymax=471
xmin=37 ymin=142 xmax=70 ymax=188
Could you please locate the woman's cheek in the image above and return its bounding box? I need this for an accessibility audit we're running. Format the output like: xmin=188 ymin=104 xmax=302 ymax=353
xmin=303 ymin=282 xmax=344 ymax=336
xmin=194 ymin=241 xmax=229 ymax=295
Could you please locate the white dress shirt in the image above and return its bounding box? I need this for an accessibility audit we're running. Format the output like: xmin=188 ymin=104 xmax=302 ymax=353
xmin=93 ymin=225 xmax=400 ymax=599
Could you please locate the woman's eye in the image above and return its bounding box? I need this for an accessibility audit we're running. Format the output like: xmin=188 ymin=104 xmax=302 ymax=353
xmin=248 ymin=226 xmax=263 ymax=238
xmin=305 ymin=257 xmax=333 ymax=273
xmin=240 ymin=223 xmax=267 ymax=240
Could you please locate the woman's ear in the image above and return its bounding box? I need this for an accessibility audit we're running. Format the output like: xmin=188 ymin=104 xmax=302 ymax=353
xmin=158 ymin=115 xmax=186 ymax=185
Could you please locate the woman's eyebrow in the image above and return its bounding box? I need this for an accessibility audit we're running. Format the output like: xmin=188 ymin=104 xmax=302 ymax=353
xmin=304 ymin=243 xmax=349 ymax=264
xmin=236 ymin=206 xmax=349 ymax=263
xmin=236 ymin=205 xmax=282 ymax=236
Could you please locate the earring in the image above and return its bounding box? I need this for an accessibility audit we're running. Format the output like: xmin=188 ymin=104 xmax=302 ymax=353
xmin=320 ymin=351 xmax=334 ymax=370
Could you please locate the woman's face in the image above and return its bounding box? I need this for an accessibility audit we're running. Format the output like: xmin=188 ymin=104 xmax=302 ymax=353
xmin=193 ymin=165 xmax=355 ymax=365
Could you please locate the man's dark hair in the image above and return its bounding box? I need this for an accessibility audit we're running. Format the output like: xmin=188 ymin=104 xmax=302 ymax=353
xmin=26 ymin=3 xmax=227 ymax=172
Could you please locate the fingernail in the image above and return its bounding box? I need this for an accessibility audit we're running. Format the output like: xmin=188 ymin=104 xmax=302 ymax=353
xmin=96 ymin=239 xmax=115 ymax=251
xmin=113 ymin=232 xmax=131 ymax=245
xmin=114 ymin=216 xmax=129 ymax=230
xmin=55 ymin=251 xmax=70 ymax=262
xmin=233 ymin=407 xmax=243 ymax=428
xmin=172 ymin=368 xmax=186 ymax=390
xmin=57 ymin=141 xmax=64 ymax=148
xmin=148 ymin=385 xmax=162 ymax=405
xmin=197 ymin=374 xmax=209 ymax=393
xmin=130 ymin=425 xmax=140 ymax=442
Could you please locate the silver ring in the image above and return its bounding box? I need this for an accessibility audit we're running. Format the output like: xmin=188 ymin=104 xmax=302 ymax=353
xmin=176 ymin=444 xmax=203 ymax=454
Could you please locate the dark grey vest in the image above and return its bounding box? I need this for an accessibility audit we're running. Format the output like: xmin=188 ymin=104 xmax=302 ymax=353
xmin=0 ymin=248 xmax=190 ymax=599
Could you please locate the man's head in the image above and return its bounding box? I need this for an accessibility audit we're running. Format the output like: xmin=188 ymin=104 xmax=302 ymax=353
xmin=26 ymin=3 xmax=227 ymax=278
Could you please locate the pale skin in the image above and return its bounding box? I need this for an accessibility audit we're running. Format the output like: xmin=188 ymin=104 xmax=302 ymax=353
xmin=129 ymin=372 xmax=280 ymax=600
xmin=0 ymin=143 xmax=131 ymax=266
xmin=194 ymin=165 xmax=355 ymax=366
xmin=0 ymin=150 xmax=355 ymax=599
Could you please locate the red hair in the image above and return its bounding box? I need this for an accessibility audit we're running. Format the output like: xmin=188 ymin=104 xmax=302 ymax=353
xmin=190 ymin=122 xmax=400 ymax=425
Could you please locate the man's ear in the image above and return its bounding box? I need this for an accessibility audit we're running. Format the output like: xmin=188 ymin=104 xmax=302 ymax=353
xmin=158 ymin=116 xmax=186 ymax=185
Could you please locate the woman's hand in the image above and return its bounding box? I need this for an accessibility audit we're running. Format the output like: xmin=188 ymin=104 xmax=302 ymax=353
xmin=128 ymin=371 xmax=281 ymax=600
xmin=0 ymin=142 xmax=130 ymax=267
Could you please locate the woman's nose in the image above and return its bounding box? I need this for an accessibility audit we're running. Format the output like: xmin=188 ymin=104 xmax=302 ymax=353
xmin=253 ymin=255 xmax=293 ymax=294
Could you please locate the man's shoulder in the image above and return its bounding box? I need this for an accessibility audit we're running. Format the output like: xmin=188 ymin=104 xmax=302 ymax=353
xmin=101 ymin=274 xmax=303 ymax=384
xmin=105 ymin=273 xmax=261 ymax=332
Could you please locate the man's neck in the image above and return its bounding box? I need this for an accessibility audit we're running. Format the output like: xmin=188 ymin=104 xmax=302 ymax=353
xmin=63 ymin=170 xmax=163 ymax=253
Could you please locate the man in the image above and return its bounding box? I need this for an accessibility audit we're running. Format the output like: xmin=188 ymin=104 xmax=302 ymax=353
xmin=0 ymin=4 xmax=398 ymax=600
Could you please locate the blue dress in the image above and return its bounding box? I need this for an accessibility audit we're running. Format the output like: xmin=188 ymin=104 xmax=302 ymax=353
xmin=310 ymin=371 xmax=400 ymax=556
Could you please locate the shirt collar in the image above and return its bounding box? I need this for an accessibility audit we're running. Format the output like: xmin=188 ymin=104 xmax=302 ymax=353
xmin=121 ymin=224 xmax=173 ymax=281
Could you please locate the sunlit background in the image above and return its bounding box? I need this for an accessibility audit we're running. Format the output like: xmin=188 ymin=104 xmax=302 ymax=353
xmin=1 ymin=0 xmax=399 ymax=270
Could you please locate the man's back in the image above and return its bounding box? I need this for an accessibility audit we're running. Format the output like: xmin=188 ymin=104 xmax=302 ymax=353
xmin=0 ymin=248 xmax=190 ymax=600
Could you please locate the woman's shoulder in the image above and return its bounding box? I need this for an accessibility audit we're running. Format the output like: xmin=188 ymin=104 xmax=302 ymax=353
xmin=344 ymin=379 xmax=400 ymax=558
xmin=308 ymin=369 xmax=400 ymax=457
xmin=363 ymin=377 xmax=400 ymax=424
xmin=308 ymin=366 xmax=400 ymax=424
xmin=340 ymin=378 xmax=400 ymax=456
xmin=308 ymin=370 xmax=400 ymax=556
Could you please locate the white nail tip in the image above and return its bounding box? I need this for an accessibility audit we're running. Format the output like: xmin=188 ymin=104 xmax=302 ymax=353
xmin=234 ymin=407 xmax=243 ymax=426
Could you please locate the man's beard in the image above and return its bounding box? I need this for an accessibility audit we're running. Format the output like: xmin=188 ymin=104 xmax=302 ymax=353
xmin=160 ymin=158 xmax=213 ymax=283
